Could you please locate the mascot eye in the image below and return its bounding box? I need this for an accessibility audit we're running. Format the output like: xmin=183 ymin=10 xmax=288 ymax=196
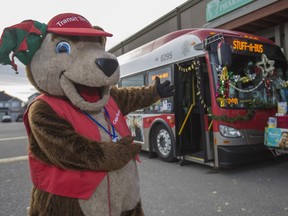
xmin=55 ymin=41 xmax=71 ymax=54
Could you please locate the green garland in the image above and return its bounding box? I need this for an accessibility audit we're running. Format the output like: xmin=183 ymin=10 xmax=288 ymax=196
xmin=209 ymin=101 xmax=276 ymax=123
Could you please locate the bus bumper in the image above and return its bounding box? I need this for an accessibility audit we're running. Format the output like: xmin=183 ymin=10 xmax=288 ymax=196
xmin=217 ymin=144 xmax=273 ymax=168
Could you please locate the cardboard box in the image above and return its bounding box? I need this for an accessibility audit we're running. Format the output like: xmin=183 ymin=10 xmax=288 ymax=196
xmin=265 ymin=128 xmax=288 ymax=148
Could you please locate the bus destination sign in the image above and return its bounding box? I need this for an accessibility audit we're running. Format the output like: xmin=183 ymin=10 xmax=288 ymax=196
xmin=151 ymin=72 xmax=169 ymax=81
xmin=232 ymin=40 xmax=264 ymax=53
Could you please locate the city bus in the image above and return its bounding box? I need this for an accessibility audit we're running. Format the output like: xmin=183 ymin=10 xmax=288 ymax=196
xmin=117 ymin=28 xmax=288 ymax=168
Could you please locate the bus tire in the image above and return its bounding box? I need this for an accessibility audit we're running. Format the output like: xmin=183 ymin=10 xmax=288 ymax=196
xmin=152 ymin=124 xmax=175 ymax=162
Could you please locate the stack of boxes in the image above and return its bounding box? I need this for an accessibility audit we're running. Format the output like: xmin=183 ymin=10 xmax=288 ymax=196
xmin=265 ymin=102 xmax=288 ymax=149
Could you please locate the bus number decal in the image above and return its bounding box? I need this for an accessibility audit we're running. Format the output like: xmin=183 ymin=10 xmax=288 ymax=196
xmin=160 ymin=52 xmax=173 ymax=62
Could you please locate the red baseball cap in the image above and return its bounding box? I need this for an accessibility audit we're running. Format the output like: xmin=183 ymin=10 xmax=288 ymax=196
xmin=47 ymin=13 xmax=113 ymax=37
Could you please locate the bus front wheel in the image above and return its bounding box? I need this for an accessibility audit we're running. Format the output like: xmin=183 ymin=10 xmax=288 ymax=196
xmin=153 ymin=124 xmax=175 ymax=162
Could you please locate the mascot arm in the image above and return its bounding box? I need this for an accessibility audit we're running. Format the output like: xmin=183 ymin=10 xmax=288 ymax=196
xmin=110 ymin=84 xmax=161 ymax=116
xmin=28 ymin=100 xmax=142 ymax=171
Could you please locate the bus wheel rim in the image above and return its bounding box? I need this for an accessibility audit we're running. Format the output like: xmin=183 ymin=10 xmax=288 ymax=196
xmin=157 ymin=129 xmax=172 ymax=156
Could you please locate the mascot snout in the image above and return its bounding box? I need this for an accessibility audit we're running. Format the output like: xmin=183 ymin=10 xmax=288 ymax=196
xmin=96 ymin=58 xmax=118 ymax=77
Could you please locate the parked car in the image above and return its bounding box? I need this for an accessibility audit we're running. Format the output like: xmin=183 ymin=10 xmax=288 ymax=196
xmin=16 ymin=114 xmax=23 ymax=122
xmin=2 ymin=115 xmax=11 ymax=122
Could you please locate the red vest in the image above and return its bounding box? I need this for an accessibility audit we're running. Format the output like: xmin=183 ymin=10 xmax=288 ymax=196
xmin=24 ymin=94 xmax=132 ymax=199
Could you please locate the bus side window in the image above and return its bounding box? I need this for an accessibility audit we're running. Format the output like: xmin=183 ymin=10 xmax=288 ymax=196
xmin=120 ymin=73 xmax=144 ymax=87
xmin=146 ymin=67 xmax=173 ymax=113
xmin=120 ymin=73 xmax=145 ymax=113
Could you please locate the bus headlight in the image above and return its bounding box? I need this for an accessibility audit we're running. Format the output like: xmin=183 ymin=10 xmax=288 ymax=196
xmin=219 ymin=125 xmax=241 ymax=138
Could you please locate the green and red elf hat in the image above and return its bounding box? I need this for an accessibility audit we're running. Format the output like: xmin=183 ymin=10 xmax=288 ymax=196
xmin=0 ymin=20 xmax=47 ymax=72
xmin=0 ymin=13 xmax=113 ymax=73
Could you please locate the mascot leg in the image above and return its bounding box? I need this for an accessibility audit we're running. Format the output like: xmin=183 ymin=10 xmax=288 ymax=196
xmin=121 ymin=201 xmax=145 ymax=216
xmin=29 ymin=187 xmax=85 ymax=216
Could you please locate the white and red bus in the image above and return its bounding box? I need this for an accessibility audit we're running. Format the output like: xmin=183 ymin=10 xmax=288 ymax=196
xmin=117 ymin=28 xmax=288 ymax=168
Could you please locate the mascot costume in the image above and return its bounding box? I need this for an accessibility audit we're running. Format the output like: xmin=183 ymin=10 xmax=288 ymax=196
xmin=0 ymin=13 xmax=175 ymax=216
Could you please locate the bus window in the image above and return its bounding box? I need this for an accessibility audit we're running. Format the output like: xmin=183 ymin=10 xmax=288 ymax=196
xmin=146 ymin=67 xmax=173 ymax=113
xmin=209 ymin=36 xmax=288 ymax=109
xmin=121 ymin=73 xmax=144 ymax=87
xmin=211 ymin=52 xmax=287 ymax=109
xmin=121 ymin=74 xmax=145 ymax=114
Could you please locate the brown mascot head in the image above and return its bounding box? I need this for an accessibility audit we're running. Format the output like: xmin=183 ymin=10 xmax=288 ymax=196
xmin=0 ymin=13 xmax=119 ymax=112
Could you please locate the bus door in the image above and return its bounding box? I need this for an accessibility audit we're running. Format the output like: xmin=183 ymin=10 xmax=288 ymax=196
xmin=174 ymin=58 xmax=214 ymax=165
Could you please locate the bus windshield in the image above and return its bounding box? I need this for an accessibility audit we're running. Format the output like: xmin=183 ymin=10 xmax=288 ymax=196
xmin=210 ymin=40 xmax=288 ymax=109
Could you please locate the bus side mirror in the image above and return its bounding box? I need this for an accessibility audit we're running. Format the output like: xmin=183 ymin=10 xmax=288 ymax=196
xmin=217 ymin=42 xmax=232 ymax=67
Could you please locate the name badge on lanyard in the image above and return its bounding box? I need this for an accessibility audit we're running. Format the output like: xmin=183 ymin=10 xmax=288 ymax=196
xmin=84 ymin=108 xmax=118 ymax=142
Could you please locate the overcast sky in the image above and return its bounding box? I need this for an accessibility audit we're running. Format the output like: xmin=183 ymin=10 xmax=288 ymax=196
xmin=0 ymin=0 xmax=187 ymax=101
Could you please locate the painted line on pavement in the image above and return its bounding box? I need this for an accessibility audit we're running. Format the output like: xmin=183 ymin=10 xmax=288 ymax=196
xmin=0 ymin=136 xmax=27 ymax=142
xmin=0 ymin=136 xmax=28 ymax=164
xmin=0 ymin=155 xmax=28 ymax=164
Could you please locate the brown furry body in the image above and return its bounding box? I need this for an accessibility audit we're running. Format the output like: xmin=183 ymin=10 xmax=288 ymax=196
xmin=0 ymin=12 xmax=173 ymax=216
xmin=11 ymin=15 xmax=173 ymax=215
xmin=28 ymin=86 xmax=160 ymax=216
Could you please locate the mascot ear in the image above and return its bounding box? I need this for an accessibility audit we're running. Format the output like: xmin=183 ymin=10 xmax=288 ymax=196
xmin=93 ymin=26 xmax=107 ymax=47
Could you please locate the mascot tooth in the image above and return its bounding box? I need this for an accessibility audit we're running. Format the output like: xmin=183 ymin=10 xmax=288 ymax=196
xmin=0 ymin=13 xmax=175 ymax=216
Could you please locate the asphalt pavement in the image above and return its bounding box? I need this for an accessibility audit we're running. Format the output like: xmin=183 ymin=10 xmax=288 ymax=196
xmin=1 ymin=123 xmax=288 ymax=216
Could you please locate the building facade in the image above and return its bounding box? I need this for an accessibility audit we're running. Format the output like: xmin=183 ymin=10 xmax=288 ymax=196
xmin=109 ymin=0 xmax=288 ymax=59
xmin=0 ymin=91 xmax=24 ymax=122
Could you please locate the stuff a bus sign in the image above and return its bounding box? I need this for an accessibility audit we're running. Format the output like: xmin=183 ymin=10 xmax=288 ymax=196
xmin=223 ymin=37 xmax=269 ymax=56
xmin=232 ymin=39 xmax=264 ymax=54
